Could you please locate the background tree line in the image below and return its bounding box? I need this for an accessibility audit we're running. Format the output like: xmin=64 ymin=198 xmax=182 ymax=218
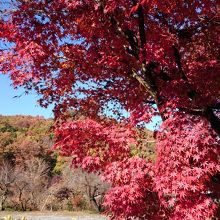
xmin=0 ymin=115 xmax=154 ymax=212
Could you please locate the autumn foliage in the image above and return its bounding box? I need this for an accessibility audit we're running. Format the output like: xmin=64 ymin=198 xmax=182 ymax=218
xmin=0 ymin=0 xmax=220 ymax=219
xmin=0 ymin=115 xmax=109 ymax=212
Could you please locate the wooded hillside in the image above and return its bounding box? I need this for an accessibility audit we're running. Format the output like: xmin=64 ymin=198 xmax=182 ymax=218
xmin=0 ymin=115 xmax=54 ymax=167
xmin=0 ymin=115 xmax=154 ymax=212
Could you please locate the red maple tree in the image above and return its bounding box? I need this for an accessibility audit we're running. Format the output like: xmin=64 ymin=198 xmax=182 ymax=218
xmin=0 ymin=0 xmax=219 ymax=219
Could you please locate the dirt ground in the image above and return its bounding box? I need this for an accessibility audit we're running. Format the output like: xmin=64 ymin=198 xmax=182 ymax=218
xmin=0 ymin=211 xmax=109 ymax=220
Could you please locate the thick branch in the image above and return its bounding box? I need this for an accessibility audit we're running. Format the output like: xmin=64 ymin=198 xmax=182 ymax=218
xmin=123 ymin=29 xmax=139 ymax=59
xmin=109 ymin=16 xmax=139 ymax=59
xmin=172 ymin=46 xmax=220 ymax=134
xmin=143 ymin=100 xmax=156 ymax=105
xmin=204 ymin=107 xmax=220 ymax=136
xmin=172 ymin=45 xmax=187 ymax=81
xmin=180 ymin=107 xmax=220 ymax=136
xmin=137 ymin=4 xmax=146 ymax=48
xmin=211 ymin=102 xmax=220 ymax=110
xmin=132 ymin=0 xmax=146 ymax=48
xmin=131 ymin=67 xmax=166 ymax=121
xmin=131 ymin=69 xmax=157 ymax=101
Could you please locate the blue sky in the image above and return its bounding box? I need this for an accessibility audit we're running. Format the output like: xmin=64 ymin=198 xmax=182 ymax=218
xmin=0 ymin=1 xmax=51 ymax=118
xmin=0 ymin=74 xmax=160 ymax=129
xmin=0 ymin=74 xmax=54 ymax=118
